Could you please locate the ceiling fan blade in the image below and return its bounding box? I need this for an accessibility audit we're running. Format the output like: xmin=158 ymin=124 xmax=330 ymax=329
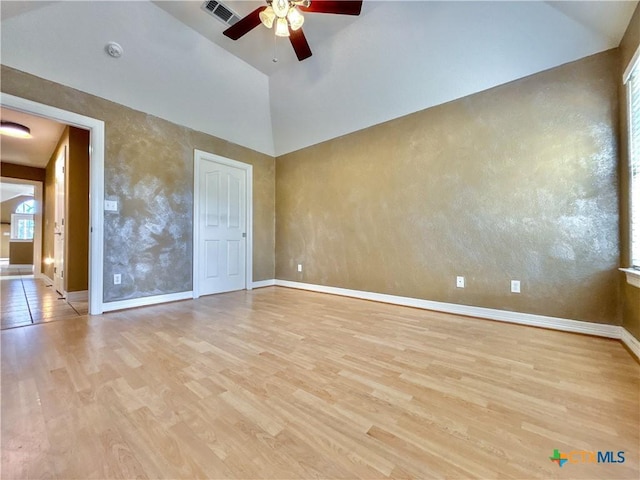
xmin=300 ymin=1 xmax=362 ymax=15
xmin=289 ymin=28 xmax=312 ymax=61
xmin=223 ymin=6 xmax=266 ymax=40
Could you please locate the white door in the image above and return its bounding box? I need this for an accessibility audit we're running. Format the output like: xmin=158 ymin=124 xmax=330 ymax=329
xmin=53 ymin=148 xmax=66 ymax=296
xmin=198 ymin=158 xmax=247 ymax=295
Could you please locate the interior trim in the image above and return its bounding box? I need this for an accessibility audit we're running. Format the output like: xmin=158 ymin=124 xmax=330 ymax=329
xmin=620 ymin=268 xmax=640 ymax=288
xmin=252 ymin=279 xmax=276 ymax=288
xmin=620 ymin=327 xmax=640 ymax=360
xmin=66 ymin=290 xmax=89 ymax=302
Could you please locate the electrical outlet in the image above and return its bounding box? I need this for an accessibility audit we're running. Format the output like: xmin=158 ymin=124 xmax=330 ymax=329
xmin=104 ymin=200 xmax=118 ymax=212
xmin=511 ymin=280 xmax=521 ymax=293
xmin=456 ymin=276 xmax=465 ymax=288
xmin=297 ymin=264 xmax=303 ymax=273
xmin=113 ymin=274 xmax=121 ymax=285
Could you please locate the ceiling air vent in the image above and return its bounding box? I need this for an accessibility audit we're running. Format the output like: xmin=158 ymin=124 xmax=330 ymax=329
xmin=201 ymin=1 xmax=240 ymax=26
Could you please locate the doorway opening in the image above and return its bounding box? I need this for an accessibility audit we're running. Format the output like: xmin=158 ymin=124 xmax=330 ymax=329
xmin=1 ymin=94 xmax=105 ymax=315
xmin=0 ymin=178 xmax=41 ymax=276
xmin=0 ymin=107 xmax=93 ymax=327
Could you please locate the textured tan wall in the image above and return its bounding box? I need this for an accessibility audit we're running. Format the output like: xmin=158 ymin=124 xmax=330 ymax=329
xmin=65 ymin=127 xmax=90 ymax=292
xmin=619 ymin=3 xmax=640 ymax=340
xmin=1 ymin=65 xmax=276 ymax=302
xmin=277 ymin=50 xmax=620 ymax=325
xmin=9 ymin=241 xmax=33 ymax=265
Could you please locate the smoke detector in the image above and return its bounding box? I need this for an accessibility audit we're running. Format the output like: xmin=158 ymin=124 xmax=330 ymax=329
xmin=105 ymin=42 xmax=123 ymax=58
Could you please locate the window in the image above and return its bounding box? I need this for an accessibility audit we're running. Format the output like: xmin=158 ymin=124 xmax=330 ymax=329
xmin=626 ymin=51 xmax=640 ymax=269
xmin=10 ymin=200 xmax=35 ymax=241
xmin=15 ymin=199 xmax=34 ymax=214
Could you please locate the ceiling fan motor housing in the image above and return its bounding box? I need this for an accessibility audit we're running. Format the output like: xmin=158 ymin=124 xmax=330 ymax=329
xmin=223 ymin=0 xmax=363 ymax=62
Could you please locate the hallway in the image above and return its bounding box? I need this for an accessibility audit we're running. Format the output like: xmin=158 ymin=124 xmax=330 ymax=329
xmin=0 ymin=267 xmax=87 ymax=329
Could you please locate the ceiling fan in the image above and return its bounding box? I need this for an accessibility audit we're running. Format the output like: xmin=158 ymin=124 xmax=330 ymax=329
xmin=223 ymin=0 xmax=363 ymax=61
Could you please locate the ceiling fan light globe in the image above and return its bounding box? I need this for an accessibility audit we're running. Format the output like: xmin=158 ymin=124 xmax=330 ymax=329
xmin=272 ymin=0 xmax=290 ymax=18
xmin=259 ymin=6 xmax=275 ymax=28
xmin=275 ymin=17 xmax=290 ymax=37
xmin=287 ymin=7 xmax=304 ymax=30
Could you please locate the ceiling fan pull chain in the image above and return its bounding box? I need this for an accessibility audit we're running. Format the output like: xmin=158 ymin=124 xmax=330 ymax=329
xmin=273 ymin=33 xmax=278 ymax=63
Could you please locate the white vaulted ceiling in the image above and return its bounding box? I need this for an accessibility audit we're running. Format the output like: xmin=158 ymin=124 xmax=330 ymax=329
xmin=1 ymin=1 xmax=637 ymax=157
xmin=0 ymin=0 xmax=274 ymax=155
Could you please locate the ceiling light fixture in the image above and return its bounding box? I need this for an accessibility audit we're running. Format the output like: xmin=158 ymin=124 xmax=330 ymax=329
xmin=0 ymin=121 xmax=32 ymax=139
xmin=260 ymin=0 xmax=309 ymax=37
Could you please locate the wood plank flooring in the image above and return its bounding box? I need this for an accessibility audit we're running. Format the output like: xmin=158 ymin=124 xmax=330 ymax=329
xmin=1 ymin=270 xmax=88 ymax=329
xmin=1 ymin=286 xmax=638 ymax=479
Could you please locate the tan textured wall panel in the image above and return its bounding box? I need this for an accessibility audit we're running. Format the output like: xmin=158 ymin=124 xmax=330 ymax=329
xmin=276 ymin=50 xmax=620 ymax=325
xmin=620 ymin=3 xmax=640 ymax=70
xmin=1 ymin=66 xmax=276 ymax=302
xmin=66 ymin=126 xmax=90 ymax=292
xmin=620 ymin=3 xmax=640 ymax=340
xmin=9 ymin=241 xmax=33 ymax=265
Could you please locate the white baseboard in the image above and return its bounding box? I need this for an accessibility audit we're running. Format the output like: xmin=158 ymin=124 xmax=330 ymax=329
xmin=620 ymin=328 xmax=640 ymax=359
xmin=66 ymin=290 xmax=88 ymax=302
xmin=252 ymin=279 xmax=276 ymax=289
xmin=274 ymin=280 xmax=639 ymax=359
xmin=275 ymin=280 xmax=619 ymax=338
xmin=102 ymin=291 xmax=193 ymax=312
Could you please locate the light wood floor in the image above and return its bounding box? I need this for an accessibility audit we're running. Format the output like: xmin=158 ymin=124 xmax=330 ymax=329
xmin=1 ymin=287 xmax=638 ymax=479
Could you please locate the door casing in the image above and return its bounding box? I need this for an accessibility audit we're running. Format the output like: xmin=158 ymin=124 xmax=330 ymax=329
xmin=193 ymin=149 xmax=253 ymax=298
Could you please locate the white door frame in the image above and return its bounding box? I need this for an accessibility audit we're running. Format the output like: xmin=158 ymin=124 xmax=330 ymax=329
xmin=0 ymin=176 xmax=43 ymax=276
xmin=1 ymin=93 xmax=105 ymax=314
xmin=193 ymin=149 xmax=253 ymax=298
